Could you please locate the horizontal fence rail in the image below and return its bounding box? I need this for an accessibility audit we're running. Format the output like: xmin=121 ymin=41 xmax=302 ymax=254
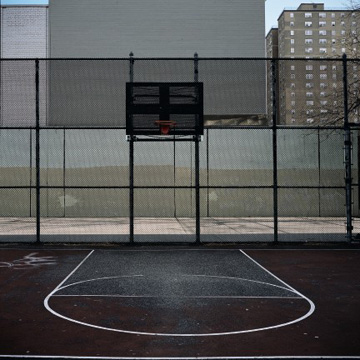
xmin=0 ymin=57 xmax=359 ymax=244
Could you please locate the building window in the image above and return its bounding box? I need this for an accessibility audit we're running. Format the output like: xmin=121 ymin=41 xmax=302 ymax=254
xmin=332 ymin=30 xmax=336 ymax=36
xmin=305 ymin=47 xmax=313 ymax=53
xmin=319 ymin=30 xmax=327 ymax=35
xmin=332 ymin=65 xmax=337 ymax=71
xmin=290 ymin=13 xmax=294 ymax=18
xmin=306 ymin=92 xmax=313 ymax=97
xmin=319 ymin=21 xmax=327 ymax=27
xmin=290 ymin=30 xmax=295 ymax=36
xmin=291 ymin=65 xmax=295 ymax=70
xmin=291 ymin=48 xmax=295 ymax=53
xmin=320 ymin=100 xmax=328 ymax=106
xmin=319 ymin=13 xmax=327 ymax=18
xmin=306 ymin=64 xmax=313 ymax=70
xmin=291 ymin=39 xmax=295 ymax=44
xmin=305 ymin=21 xmax=312 ymax=27
xmin=320 ymin=91 xmax=326 ymax=97
xmin=320 ymin=65 xmax=327 ymax=71
xmin=306 ymin=73 xmax=314 ymax=79
xmin=320 ymin=83 xmax=327 ymax=88
xmin=331 ymin=13 xmax=336 ymax=18
xmin=320 ymin=74 xmax=328 ymax=79
xmin=306 ymin=101 xmax=314 ymax=106
xmin=319 ymin=39 xmax=327 ymax=44
xmin=305 ymin=13 xmax=312 ymax=18
xmin=305 ymin=30 xmax=313 ymax=35
xmin=320 ymin=48 xmax=327 ymax=54
xmin=291 ymin=73 xmax=296 ymax=79
xmin=305 ymin=39 xmax=313 ymax=44
xmin=332 ymin=39 xmax=336 ymax=44
xmin=290 ymin=21 xmax=295 ymax=26
xmin=307 ymin=118 xmax=314 ymax=124
xmin=341 ymin=30 xmax=346 ymax=35
xmin=291 ymin=101 xmax=296 ymax=106
xmin=306 ymin=83 xmax=314 ymax=88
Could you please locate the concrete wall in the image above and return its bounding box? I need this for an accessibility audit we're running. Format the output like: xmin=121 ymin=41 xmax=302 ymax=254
xmin=49 ymin=0 xmax=265 ymax=58
xmin=0 ymin=129 xmax=356 ymax=218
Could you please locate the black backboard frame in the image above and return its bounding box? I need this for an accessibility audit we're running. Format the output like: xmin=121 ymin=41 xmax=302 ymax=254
xmin=126 ymin=82 xmax=204 ymax=136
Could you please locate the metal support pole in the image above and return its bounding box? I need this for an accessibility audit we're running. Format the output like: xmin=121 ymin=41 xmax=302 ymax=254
xmin=129 ymin=52 xmax=134 ymax=83
xmin=129 ymin=52 xmax=135 ymax=244
xmin=271 ymin=59 xmax=279 ymax=244
xmin=129 ymin=137 xmax=134 ymax=244
xmin=194 ymin=52 xmax=201 ymax=243
xmin=35 ymin=59 xmax=41 ymax=244
xmin=195 ymin=135 xmax=201 ymax=244
xmin=194 ymin=53 xmax=199 ymax=83
xmin=343 ymin=53 xmax=353 ymax=241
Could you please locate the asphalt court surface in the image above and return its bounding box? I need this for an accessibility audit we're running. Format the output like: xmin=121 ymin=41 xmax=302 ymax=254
xmin=0 ymin=247 xmax=359 ymax=359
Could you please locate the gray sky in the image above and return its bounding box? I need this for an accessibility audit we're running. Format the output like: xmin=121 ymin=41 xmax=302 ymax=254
xmin=1 ymin=0 xmax=350 ymax=34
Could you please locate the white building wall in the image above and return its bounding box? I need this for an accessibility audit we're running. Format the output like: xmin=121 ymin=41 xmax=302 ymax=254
xmin=1 ymin=6 xmax=48 ymax=126
xmin=1 ymin=6 xmax=48 ymax=58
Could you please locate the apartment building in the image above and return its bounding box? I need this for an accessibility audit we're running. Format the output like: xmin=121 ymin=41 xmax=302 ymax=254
xmin=267 ymin=3 xmax=360 ymax=125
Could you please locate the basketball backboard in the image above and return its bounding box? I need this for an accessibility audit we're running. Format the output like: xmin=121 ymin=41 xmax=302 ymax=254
xmin=126 ymin=82 xmax=203 ymax=136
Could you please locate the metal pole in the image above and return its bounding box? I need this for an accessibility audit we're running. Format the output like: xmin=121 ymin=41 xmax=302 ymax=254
xmin=343 ymin=53 xmax=353 ymax=241
xmin=129 ymin=137 xmax=134 ymax=244
xmin=129 ymin=52 xmax=134 ymax=83
xmin=194 ymin=52 xmax=201 ymax=244
xmin=271 ymin=59 xmax=279 ymax=244
xmin=129 ymin=52 xmax=135 ymax=244
xmin=195 ymin=135 xmax=201 ymax=244
xmin=35 ymin=59 xmax=41 ymax=244
xmin=194 ymin=52 xmax=199 ymax=83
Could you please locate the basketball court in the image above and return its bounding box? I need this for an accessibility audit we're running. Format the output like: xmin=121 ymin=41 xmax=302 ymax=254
xmin=0 ymin=245 xmax=359 ymax=359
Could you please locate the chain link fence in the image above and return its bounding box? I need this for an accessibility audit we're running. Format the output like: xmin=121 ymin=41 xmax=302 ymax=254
xmin=0 ymin=57 xmax=358 ymax=243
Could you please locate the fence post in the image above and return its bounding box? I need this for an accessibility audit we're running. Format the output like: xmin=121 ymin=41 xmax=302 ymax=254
xmin=343 ymin=53 xmax=353 ymax=242
xmin=129 ymin=52 xmax=134 ymax=82
xmin=194 ymin=52 xmax=199 ymax=82
xmin=35 ymin=59 xmax=41 ymax=244
xmin=271 ymin=59 xmax=279 ymax=244
xmin=129 ymin=52 xmax=134 ymax=244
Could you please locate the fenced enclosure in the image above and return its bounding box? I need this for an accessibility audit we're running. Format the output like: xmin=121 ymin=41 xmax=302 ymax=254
xmin=0 ymin=57 xmax=359 ymax=244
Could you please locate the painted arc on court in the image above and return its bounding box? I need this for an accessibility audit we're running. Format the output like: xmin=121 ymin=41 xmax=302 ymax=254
xmin=45 ymin=274 xmax=315 ymax=337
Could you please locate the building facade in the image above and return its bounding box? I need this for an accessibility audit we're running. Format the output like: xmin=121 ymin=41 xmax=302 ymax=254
xmin=267 ymin=3 xmax=360 ymax=125
xmin=0 ymin=5 xmax=48 ymax=58
xmin=0 ymin=6 xmax=48 ymax=127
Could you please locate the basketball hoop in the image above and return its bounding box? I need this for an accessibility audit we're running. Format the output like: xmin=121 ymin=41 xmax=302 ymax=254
xmin=155 ymin=120 xmax=176 ymax=135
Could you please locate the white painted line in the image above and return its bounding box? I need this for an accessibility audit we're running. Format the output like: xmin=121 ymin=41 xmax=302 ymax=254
xmin=43 ymin=250 xmax=94 ymax=321
xmin=239 ymin=249 xmax=316 ymax=325
xmin=44 ymin=272 xmax=313 ymax=337
xmin=53 ymin=294 xmax=302 ymax=299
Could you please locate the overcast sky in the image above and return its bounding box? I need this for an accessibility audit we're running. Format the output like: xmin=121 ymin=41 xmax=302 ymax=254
xmin=1 ymin=0 xmax=350 ymax=34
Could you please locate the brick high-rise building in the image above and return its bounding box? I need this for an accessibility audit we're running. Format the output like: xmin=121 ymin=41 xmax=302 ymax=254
xmin=266 ymin=3 xmax=360 ymax=125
